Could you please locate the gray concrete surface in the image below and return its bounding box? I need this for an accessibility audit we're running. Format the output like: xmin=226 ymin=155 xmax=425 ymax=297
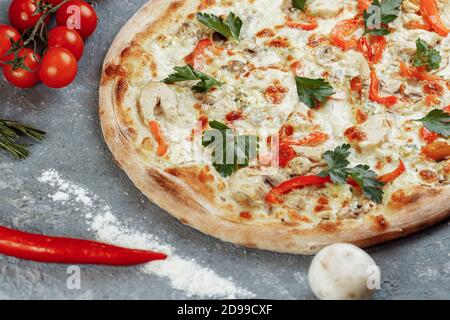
xmin=0 ymin=0 xmax=449 ymax=300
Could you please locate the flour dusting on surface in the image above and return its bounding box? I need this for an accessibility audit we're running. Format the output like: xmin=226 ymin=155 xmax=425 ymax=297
xmin=37 ymin=169 xmax=254 ymax=299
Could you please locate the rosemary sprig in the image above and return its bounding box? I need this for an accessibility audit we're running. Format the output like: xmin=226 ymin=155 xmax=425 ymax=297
xmin=0 ymin=119 xmax=46 ymax=159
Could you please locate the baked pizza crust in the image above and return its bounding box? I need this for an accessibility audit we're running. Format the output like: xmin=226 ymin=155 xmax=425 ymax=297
xmin=99 ymin=0 xmax=450 ymax=254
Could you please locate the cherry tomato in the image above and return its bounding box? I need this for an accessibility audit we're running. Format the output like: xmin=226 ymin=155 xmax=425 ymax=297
xmin=48 ymin=26 xmax=84 ymax=61
xmin=8 ymin=0 xmax=48 ymax=33
xmin=0 ymin=24 xmax=21 ymax=66
xmin=39 ymin=47 xmax=78 ymax=88
xmin=3 ymin=48 xmax=40 ymax=88
xmin=56 ymin=0 xmax=97 ymax=38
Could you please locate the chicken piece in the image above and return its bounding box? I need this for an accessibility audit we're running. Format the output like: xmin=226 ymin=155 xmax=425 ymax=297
xmin=228 ymin=168 xmax=270 ymax=209
xmin=358 ymin=114 xmax=389 ymax=152
xmin=308 ymin=0 xmax=344 ymax=18
xmin=138 ymin=82 xmax=180 ymax=123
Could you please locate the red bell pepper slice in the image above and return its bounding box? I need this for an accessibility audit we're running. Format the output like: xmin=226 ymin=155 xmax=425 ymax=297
xmin=358 ymin=0 xmax=372 ymax=12
xmin=265 ymin=175 xmax=331 ymax=204
xmin=0 ymin=226 xmax=167 ymax=266
xmin=399 ymin=62 xmax=442 ymax=82
xmin=358 ymin=35 xmax=386 ymax=64
xmin=378 ymin=160 xmax=406 ymax=183
xmin=284 ymin=132 xmax=329 ymax=147
xmin=278 ymin=142 xmax=297 ymax=168
xmin=419 ymin=127 xmax=439 ymax=144
xmin=422 ymin=141 xmax=450 ymax=161
xmin=331 ymin=16 xmax=363 ymax=51
xmin=444 ymin=105 xmax=450 ymax=113
xmin=420 ymin=0 xmax=450 ymax=37
xmin=184 ymin=38 xmax=213 ymax=68
xmin=149 ymin=120 xmax=169 ymax=157
xmin=286 ymin=13 xmax=318 ymax=31
xmin=369 ymin=70 xmax=398 ymax=107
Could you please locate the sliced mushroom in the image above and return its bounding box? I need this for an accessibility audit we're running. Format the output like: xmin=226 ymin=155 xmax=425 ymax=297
xmin=315 ymin=45 xmax=342 ymax=63
xmin=224 ymin=60 xmax=246 ymax=74
xmin=138 ymin=82 xmax=180 ymax=123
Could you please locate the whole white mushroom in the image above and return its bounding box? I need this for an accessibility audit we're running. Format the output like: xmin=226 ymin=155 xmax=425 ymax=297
xmin=308 ymin=243 xmax=380 ymax=300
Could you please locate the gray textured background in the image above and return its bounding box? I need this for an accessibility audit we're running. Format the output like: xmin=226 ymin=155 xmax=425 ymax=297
xmin=0 ymin=0 xmax=449 ymax=300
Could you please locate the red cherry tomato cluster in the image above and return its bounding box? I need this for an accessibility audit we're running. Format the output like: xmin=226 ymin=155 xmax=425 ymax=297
xmin=0 ymin=0 xmax=97 ymax=89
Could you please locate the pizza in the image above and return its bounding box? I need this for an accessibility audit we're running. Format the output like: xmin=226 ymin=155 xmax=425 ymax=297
xmin=99 ymin=0 xmax=450 ymax=254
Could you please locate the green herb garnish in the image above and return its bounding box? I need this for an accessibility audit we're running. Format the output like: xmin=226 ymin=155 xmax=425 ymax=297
xmin=414 ymin=109 xmax=450 ymax=137
xmin=292 ymin=0 xmax=307 ymax=11
xmin=364 ymin=0 xmax=402 ymax=35
xmin=295 ymin=76 xmax=335 ymax=108
xmin=412 ymin=38 xmax=441 ymax=71
xmin=163 ymin=65 xmax=222 ymax=93
xmin=202 ymin=121 xmax=257 ymax=177
xmin=319 ymin=144 xmax=385 ymax=203
xmin=197 ymin=12 xmax=242 ymax=42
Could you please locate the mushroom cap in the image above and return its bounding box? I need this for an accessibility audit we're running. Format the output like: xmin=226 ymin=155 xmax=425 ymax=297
xmin=308 ymin=243 xmax=379 ymax=300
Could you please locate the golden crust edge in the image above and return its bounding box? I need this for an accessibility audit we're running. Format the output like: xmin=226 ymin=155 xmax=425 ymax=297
xmin=99 ymin=0 xmax=450 ymax=254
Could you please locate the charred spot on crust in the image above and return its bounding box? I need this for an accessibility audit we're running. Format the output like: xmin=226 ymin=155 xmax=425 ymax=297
xmin=169 ymin=0 xmax=184 ymax=11
xmin=197 ymin=0 xmax=216 ymax=11
xmin=373 ymin=215 xmax=389 ymax=231
xmin=317 ymin=220 xmax=341 ymax=232
xmin=104 ymin=64 xmax=127 ymax=78
xmin=115 ymin=78 xmax=128 ymax=102
xmin=165 ymin=166 xmax=216 ymax=202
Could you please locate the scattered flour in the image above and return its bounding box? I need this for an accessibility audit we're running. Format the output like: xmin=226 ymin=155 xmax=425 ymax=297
xmin=38 ymin=169 xmax=254 ymax=299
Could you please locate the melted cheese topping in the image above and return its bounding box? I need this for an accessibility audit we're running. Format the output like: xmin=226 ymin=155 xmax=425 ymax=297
xmin=119 ymin=0 xmax=450 ymax=228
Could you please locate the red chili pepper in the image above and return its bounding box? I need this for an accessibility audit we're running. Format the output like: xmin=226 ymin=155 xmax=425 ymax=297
xmin=369 ymin=70 xmax=398 ymax=107
xmin=184 ymin=38 xmax=213 ymax=69
xmin=265 ymin=175 xmax=331 ymax=204
xmin=0 ymin=226 xmax=167 ymax=266
xmin=378 ymin=160 xmax=406 ymax=183
xmin=420 ymin=0 xmax=449 ymax=37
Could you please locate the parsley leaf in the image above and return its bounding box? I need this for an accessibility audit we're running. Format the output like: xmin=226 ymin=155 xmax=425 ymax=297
xmin=348 ymin=165 xmax=385 ymax=204
xmin=415 ymin=109 xmax=450 ymax=137
xmin=319 ymin=144 xmax=385 ymax=203
xmin=319 ymin=144 xmax=351 ymax=184
xmin=412 ymin=38 xmax=442 ymax=71
xmin=292 ymin=0 xmax=307 ymax=11
xmin=197 ymin=12 xmax=242 ymax=42
xmin=163 ymin=65 xmax=222 ymax=93
xmin=202 ymin=121 xmax=258 ymax=177
xmin=364 ymin=0 xmax=402 ymax=35
xmin=295 ymin=76 xmax=335 ymax=108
